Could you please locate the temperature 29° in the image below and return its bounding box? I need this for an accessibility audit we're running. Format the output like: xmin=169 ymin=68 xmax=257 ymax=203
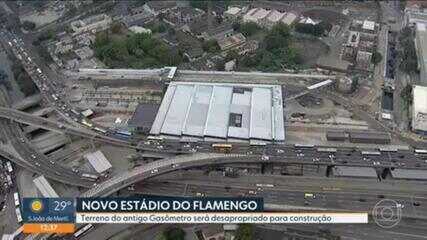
xmin=53 ymin=200 xmax=73 ymax=212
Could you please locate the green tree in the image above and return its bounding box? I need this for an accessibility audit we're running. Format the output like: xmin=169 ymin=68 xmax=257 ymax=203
xmin=235 ymin=224 xmax=254 ymax=240
xmin=202 ymin=39 xmax=220 ymax=53
xmin=161 ymin=227 xmax=185 ymax=240
xmin=400 ymin=84 xmax=413 ymax=105
xmin=398 ymin=27 xmax=418 ymax=74
xmin=371 ymin=51 xmax=382 ymax=65
xmin=21 ymin=21 xmax=36 ymax=31
xmin=111 ymin=21 xmax=123 ymax=34
xmin=264 ymin=23 xmax=291 ymax=50
xmin=189 ymin=0 xmax=208 ymax=11
xmin=239 ymin=22 xmax=261 ymax=37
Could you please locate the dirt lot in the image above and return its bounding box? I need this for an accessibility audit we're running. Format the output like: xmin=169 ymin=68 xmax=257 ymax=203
xmin=292 ymin=36 xmax=330 ymax=68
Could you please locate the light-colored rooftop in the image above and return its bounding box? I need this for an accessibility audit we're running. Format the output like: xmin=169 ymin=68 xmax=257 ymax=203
xmin=243 ymin=8 xmax=270 ymax=22
xmin=33 ymin=175 xmax=59 ymax=198
xmin=390 ymin=168 xmax=427 ymax=180
xmin=333 ymin=166 xmax=377 ymax=178
xmin=150 ymin=82 xmax=285 ymax=142
xmin=413 ymin=85 xmax=427 ymax=132
xmin=266 ymin=10 xmax=286 ymax=23
xmin=225 ymin=7 xmax=241 ymax=16
xmin=84 ymin=150 xmax=112 ymax=174
xmin=362 ymin=20 xmax=375 ymax=31
xmin=281 ymin=12 xmax=297 ymax=25
xmin=416 ymin=22 xmax=427 ymax=85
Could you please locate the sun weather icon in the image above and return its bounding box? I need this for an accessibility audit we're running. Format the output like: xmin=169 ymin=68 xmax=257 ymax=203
xmin=30 ymin=199 xmax=44 ymax=213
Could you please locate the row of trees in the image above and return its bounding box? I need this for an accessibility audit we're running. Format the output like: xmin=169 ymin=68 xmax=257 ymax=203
xmin=94 ymin=31 xmax=182 ymax=68
xmin=398 ymin=27 xmax=418 ymax=74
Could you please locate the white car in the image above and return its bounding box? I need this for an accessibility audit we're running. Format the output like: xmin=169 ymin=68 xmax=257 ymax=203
xmin=151 ymin=169 xmax=158 ymax=174
xmin=30 ymin=154 xmax=36 ymax=159
xmin=277 ymin=149 xmax=284 ymax=153
xmin=261 ymin=155 xmax=269 ymax=161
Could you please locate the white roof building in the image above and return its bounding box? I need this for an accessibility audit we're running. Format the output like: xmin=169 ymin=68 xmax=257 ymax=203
xmin=362 ymin=20 xmax=376 ymax=31
xmin=281 ymin=12 xmax=297 ymax=25
xmin=150 ymin=82 xmax=285 ymax=142
xmin=84 ymin=150 xmax=112 ymax=174
xmin=33 ymin=175 xmax=59 ymax=198
xmin=224 ymin=7 xmax=241 ymax=16
xmin=412 ymin=85 xmax=427 ymax=134
xmin=243 ymin=8 xmax=270 ymax=24
xmin=129 ymin=26 xmax=152 ymax=34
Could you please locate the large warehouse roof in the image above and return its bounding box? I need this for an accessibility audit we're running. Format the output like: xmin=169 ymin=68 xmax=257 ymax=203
xmin=33 ymin=175 xmax=59 ymax=198
xmin=84 ymin=150 xmax=112 ymax=174
xmin=412 ymin=85 xmax=427 ymax=133
xmin=150 ymin=82 xmax=285 ymax=142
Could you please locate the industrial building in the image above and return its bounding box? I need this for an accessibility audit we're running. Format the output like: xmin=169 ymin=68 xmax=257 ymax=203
xmin=128 ymin=103 xmax=160 ymax=133
xmin=150 ymin=82 xmax=285 ymax=143
xmin=33 ymin=175 xmax=59 ymax=198
xmin=70 ymin=14 xmax=112 ymax=36
xmin=326 ymin=131 xmax=347 ymax=141
xmin=84 ymin=150 xmax=112 ymax=174
xmin=390 ymin=168 xmax=427 ymax=181
xmin=332 ymin=166 xmax=378 ymax=178
xmin=415 ymin=23 xmax=427 ymax=85
xmin=412 ymin=85 xmax=427 ymax=135
xmin=348 ymin=131 xmax=391 ymax=144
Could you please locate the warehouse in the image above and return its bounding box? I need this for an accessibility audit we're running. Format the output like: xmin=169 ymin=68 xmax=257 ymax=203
xmin=390 ymin=168 xmax=427 ymax=181
xmin=150 ymin=82 xmax=285 ymax=142
xmin=326 ymin=131 xmax=347 ymax=141
xmin=33 ymin=175 xmax=59 ymax=198
xmin=84 ymin=150 xmax=112 ymax=174
xmin=348 ymin=131 xmax=391 ymax=144
xmin=332 ymin=166 xmax=377 ymax=178
xmin=412 ymin=85 xmax=427 ymax=136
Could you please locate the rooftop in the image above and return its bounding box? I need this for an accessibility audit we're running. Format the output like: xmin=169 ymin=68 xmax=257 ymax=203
xmin=333 ymin=166 xmax=377 ymax=178
xmin=225 ymin=7 xmax=241 ymax=15
xmin=416 ymin=23 xmax=427 ymax=85
xmin=145 ymin=1 xmax=177 ymax=12
xmin=266 ymin=10 xmax=286 ymax=23
xmin=84 ymin=150 xmax=112 ymax=174
xmin=128 ymin=103 xmax=160 ymax=128
xmin=33 ymin=175 xmax=59 ymax=198
xmin=217 ymin=33 xmax=246 ymax=51
xmin=362 ymin=20 xmax=376 ymax=31
xmin=390 ymin=168 xmax=427 ymax=180
xmin=150 ymin=82 xmax=285 ymax=142
xmin=244 ymin=8 xmax=270 ymax=22
xmin=413 ymin=85 xmax=427 ymax=132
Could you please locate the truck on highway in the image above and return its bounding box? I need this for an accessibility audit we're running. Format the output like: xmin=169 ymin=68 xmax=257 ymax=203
xmin=13 ymin=192 xmax=20 ymax=207
xmin=73 ymin=224 xmax=94 ymax=239
xmin=93 ymin=127 xmax=107 ymax=134
xmin=6 ymin=161 xmax=13 ymax=173
xmin=15 ymin=207 xmax=22 ymax=223
xmin=36 ymin=68 xmax=42 ymax=74
xmin=212 ymin=143 xmax=232 ymax=153
xmin=81 ymin=119 xmax=93 ymax=128
xmin=81 ymin=173 xmax=99 ymax=181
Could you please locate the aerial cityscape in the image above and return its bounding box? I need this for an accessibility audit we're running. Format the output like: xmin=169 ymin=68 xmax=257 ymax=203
xmin=0 ymin=0 xmax=426 ymax=239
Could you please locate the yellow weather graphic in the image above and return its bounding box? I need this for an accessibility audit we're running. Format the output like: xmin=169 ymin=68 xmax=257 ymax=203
xmin=30 ymin=199 xmax=44 ymax=213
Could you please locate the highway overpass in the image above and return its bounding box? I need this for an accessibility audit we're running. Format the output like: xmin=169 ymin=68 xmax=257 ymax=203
xmin=81 ymin=152 xmax=427 ymax=198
